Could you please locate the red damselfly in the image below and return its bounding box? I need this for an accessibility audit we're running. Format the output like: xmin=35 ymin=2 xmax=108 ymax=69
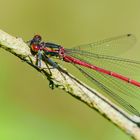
xmin=28 ymin=34 xmax=140 ymax=116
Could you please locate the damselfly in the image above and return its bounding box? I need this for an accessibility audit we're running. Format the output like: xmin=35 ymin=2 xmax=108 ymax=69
xmin=27 ymin=34 xmax=140 ymax=116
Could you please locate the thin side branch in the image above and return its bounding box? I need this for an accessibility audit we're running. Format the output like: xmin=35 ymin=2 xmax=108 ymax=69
xmin=0 ymin=30 xmax=140 ymax=140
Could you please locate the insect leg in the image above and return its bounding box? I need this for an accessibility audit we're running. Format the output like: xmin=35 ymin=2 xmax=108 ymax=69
xmin=42 ymin=53 xmax=59 ymax=69
xmin=36 ymin=50 xmax=43 ymax=68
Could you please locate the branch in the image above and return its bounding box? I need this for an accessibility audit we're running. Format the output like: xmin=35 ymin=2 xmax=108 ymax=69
xmin=0 ymin=29 xmax=140 ymax=140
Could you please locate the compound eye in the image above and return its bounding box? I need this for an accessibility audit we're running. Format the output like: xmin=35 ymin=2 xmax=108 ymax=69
xmin=33 ymin=35 xmax=42 ymax=42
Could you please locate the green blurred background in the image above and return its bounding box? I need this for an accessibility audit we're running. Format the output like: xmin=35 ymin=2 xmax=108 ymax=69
xmin=0 ymin=0 xmax=140 ymax=139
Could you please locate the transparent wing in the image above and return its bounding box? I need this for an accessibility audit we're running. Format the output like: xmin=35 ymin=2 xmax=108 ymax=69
xmin=73 ymin=64 xmax=140 ymax=116
xmin=63 ymin=34 xmax=140 ymax=115
xmin=65 ymin=50 xmax=140 ymax=81
xmin=68 ymin=34 xmax=136 ymax=56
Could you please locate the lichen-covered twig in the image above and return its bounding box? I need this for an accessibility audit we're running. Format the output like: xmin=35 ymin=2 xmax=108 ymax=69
xmin=0 ymin=29 xmax=140 ymax=140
